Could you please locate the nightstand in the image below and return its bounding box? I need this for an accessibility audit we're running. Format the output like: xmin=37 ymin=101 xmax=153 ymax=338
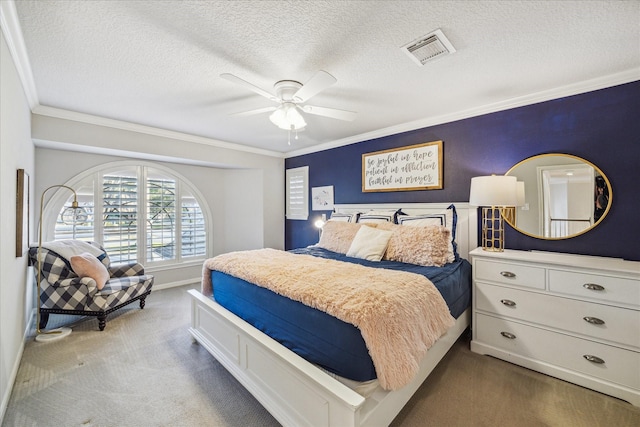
xmin=469 ymin=248 xmax=640 ymax=406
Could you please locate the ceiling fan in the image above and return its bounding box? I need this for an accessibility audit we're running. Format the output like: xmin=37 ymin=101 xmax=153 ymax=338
xmin=221 ymin=70 xmax=356 ymax=143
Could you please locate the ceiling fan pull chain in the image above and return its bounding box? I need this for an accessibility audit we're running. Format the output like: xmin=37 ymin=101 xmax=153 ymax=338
xmin=287 ymin=127 xmax=292 ymax=145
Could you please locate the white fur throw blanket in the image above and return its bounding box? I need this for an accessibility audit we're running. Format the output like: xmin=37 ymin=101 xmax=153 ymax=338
xmin=41 ymin=240 xmax=104 ymax=260
xmin=202 ymin=248 xmax=455 ymax=390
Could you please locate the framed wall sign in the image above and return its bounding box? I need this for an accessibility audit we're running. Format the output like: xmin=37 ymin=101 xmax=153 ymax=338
xmin=16 ymin=169 xmax=29 ymax=257
xmin=362 ymin=141 xmax=443 ymax=192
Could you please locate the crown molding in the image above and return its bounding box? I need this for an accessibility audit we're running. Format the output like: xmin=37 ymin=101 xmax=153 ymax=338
xmin=33 ymin=138 xmax=244 ymax=169
xmin=32 ymin=105 xmax=284 ymax=158
xmin=0 ymin=0 xmax=38 ymax=109
xmin=285 ymin=69 xmax=640 ymax=158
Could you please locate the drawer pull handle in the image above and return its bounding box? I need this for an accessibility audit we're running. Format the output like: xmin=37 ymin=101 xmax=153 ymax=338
xmin=500 ymin=332 xmax=516 ymax=339
xmin=500 ymin=271 xmax=516 ymax=278
xmin=583 ymin=283 xmax=605 ymax=291
xmin=583 ymin=316 xmax=605 ymax=325
xmin=500 ymin=299 xmax=516 ymax=307
xmin=583 ymin=355 xmax=605 ymax=364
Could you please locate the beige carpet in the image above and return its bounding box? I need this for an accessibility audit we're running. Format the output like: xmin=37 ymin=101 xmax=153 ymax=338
xmin=3 ymin=285 xmax=639 ymax=427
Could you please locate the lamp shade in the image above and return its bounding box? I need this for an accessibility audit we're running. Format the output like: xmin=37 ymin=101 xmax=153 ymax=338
xmin=469 ymin=175 xmax=518 ymax=207
xmin=269 ymin=102 xmax=307 ymax=130
xmin=268 ymin=106 xmax=286 ymax=128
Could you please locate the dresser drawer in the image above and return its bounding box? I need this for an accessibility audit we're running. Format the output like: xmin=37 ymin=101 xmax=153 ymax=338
xmin=474 ymin=259 xmax=545 ymax=289
xmin=475 ymin=314 xmax=640 ymax=390
xmin=549 ymin=270 xmax=640 ymax=308
xmin=475 ymin=282 xmax=640 ymax=349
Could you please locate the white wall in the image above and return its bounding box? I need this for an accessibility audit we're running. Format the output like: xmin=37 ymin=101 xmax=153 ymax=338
xmin=31 ymin=114 xmax=285 ymax=255
xmin=0 ymin=31 xmax=35 ymax=421
xmin=223 ymin=169 xmax=265 ymax=252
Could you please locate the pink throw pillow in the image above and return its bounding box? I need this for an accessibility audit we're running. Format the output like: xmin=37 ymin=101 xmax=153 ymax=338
xmin=70 ymin=252 xmax=110 ymax=290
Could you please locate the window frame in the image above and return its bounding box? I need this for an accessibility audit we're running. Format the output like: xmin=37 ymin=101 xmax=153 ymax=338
xmin=41 ymin=161 xmax=211 ymax=267
xmin=285 ymin=166 xmax=309 ymax=220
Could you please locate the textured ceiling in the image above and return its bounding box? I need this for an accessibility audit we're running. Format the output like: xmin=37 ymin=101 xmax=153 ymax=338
xmin=12 ymin=0 xmax=640 ymax=155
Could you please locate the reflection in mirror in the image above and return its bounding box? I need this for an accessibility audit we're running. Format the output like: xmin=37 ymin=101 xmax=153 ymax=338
xmin=504 ymin=154 xmax=611 ymax=240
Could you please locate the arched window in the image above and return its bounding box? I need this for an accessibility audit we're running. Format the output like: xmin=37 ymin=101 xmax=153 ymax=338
xmin=44 ymin=161 xmax=209 ymax=265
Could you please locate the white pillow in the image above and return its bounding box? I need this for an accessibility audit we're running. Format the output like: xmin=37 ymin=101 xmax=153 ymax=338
xmin=346 ymin=225 xmax=393 ymax=261
xmin=329 ymin=212 xmax=358 ymax=222
xmin=397 ymin=209 xmax=453 ymax=228
xmin=357 ymin=210 xmax=397 ymax=224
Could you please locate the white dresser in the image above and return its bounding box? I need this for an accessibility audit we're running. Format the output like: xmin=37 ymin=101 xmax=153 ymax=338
xmin=469 ymin=248 xmax=640 ymax=406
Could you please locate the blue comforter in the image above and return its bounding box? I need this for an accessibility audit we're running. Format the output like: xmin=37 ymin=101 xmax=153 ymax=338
xmin=211 ymin=247 xmax=471 ymax=382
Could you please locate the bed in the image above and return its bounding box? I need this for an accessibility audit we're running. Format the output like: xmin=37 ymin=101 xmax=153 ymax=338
xmin=188 ymin=203 xmax=477 ymax=427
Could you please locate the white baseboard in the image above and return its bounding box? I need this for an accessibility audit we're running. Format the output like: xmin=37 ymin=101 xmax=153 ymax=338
xmin=1 ymin=336 xmax=25 ymax=425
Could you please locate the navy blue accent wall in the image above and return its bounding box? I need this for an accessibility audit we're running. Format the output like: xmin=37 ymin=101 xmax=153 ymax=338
xmin=285 ymin=81 xmax=640 ymax=261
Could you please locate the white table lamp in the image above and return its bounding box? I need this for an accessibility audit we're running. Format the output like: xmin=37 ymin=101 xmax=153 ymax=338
xmin=469 ymin=175 xmax=518 ymax=251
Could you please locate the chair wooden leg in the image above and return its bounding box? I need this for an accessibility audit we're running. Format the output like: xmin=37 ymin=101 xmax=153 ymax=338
xmin=39 ymin=312 xmax=49 ymax=330
xmin=139 ymin=296 xmax=146 ymax=309
xmin=98 ymin=315 xmax=106 ymax=331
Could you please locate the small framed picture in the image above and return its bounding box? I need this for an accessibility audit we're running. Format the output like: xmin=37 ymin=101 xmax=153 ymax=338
xmin=311 ymin=186 xmax=334 ymax=210
xmin=16 ymin=169 xmax=29 ymax=257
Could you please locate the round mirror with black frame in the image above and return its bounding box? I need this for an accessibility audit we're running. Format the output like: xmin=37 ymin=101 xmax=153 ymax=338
xmin=504 ymin=153 xmax=612 ymax=240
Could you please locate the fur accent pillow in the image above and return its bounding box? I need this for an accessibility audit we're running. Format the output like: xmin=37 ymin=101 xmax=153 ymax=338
xmin=317 ymin=221 xmax=376 ymax=254
xmin=376 ymin=222 xmax=451 ymax=267
xmin=398 ymin=206 xmax=457 ymax=262
xmin=346 ymin=225 xmax=393 ymax=262
xmin=70 ymin=252 xmax=110 ymax=290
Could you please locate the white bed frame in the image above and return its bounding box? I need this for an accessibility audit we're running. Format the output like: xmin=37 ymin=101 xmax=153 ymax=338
xmin=188 ymin=203 xmax=477 ymax=427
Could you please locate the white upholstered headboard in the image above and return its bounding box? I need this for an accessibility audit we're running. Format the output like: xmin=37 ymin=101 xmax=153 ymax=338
xmin=333 ymin=203 xmax=478 ymax=260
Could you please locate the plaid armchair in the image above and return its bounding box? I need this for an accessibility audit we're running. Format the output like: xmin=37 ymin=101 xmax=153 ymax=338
xmin=29 ymin=241 xmax=154 ymax=331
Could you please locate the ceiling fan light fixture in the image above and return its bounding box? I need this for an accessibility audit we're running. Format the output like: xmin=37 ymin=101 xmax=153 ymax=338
xmin=269 ymin=102 xmax=306 ymax=130
xmin=222 ymin=71 xmax=353 ymax=140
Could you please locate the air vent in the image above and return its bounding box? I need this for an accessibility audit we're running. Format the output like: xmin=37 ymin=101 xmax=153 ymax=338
xmin=401 ymin=29 xmax=456 ymax=66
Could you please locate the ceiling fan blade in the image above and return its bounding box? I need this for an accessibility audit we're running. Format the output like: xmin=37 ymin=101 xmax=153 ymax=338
xmin=229 ymin=106 xmax=277 ymax=117
xmin=293 ymin=70 xmax=337 ymax=102
xmin=300 ymin=105 xmax=356 ymax=121
xmin=220 ymin=73 xmax=278 ymax=101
